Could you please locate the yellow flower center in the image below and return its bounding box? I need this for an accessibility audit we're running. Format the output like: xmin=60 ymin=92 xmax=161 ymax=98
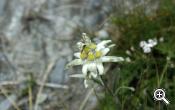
xmin=80 ymin=51 xmax=87 ymax=59
xmin=88 ymin=43 xmax=97 ymax=49
xmin=95 ymin=51 xmax=102 ymax=58
xmin=80 ymin=43 xmax=102 ymax=61
xmin=87 ymin=52 xmax=95 ymax=61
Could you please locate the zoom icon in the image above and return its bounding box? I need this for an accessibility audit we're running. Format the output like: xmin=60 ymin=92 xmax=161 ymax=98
xmin=153 ymin=88 xmax=170 ymax=105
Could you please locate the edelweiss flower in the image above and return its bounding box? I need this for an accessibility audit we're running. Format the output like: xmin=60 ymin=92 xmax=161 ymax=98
xmin=66 ymin=33 xmax=124 ymax=88
xmin=140 ymin=38 xmax=157 ymax=53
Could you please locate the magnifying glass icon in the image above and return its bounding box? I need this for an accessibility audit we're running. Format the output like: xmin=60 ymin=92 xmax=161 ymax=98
xmin=154 ymin=89 xmax=170 ymax=105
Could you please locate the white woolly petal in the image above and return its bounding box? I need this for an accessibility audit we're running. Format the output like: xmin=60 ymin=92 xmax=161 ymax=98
xmin=97 ymin=40 xmax=111 ymax=50
xmin=96 ymin=45 xmax=105 ymax=51
xmin=84 ymin=80 xmax=88 ymax=88
xmin=88 ymin=63 xmax=98 ymax=73
xmin=77 ymin=42 xmax=85 ymax=50
xmin=101 ymin=56 xmax=124 ymax=62
xmin=74 ymin=52 xmax=81 ymax=58
xmin=82 ymin=33 xmax=91 ymax=43
xmin=90 ymin=72 xmax=98 ymax=78
xmin=108 ymin=44 xmax=116 ymax=48
xmin=82 ymin=64 xmax=88 ymax=76
xmin=65 ymin=59 xmax=83 ymax=69
xmin=97 ymin=40 xmax=111 ymax=47
xmin=101 ymin=48 xmax=110 ymax=56
xmin=83 ymin=63 xmax=98 ymax=77
xmin=97 ymin=63 xmax=104 ymax=75
xmin=69 ymin=74 xmax=85 ymax=78
xmin=82 ymin=33 xmax=86 ymax=36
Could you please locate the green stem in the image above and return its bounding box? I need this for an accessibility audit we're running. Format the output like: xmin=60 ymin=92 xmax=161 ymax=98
xmin=115 ymin=86 xmax=135 ymax=95
xmin=100 ymin=76 xmax=114 ymax=97
xmin=159 ymin=61 xmax=168 ymax=87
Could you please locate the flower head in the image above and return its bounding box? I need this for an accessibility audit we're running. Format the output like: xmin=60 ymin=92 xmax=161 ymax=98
xmin=66 ymin=33 xmax=124 ymax=88
xmin=140 ymin=38 xmax=157 ymax=53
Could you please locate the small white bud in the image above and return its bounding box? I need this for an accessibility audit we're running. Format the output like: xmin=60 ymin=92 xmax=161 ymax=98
xmin=159 ymin=37 xmax=164 ymax=42
xmin=125 ymin=57 xmax=131 ymax=62
xmin=126 ymin=50 xmax=132 ymax=56
xmin=130 ymin=46 xmax=135 ymax=51
xmin=166 ymin=56 xmax=171 ymax=61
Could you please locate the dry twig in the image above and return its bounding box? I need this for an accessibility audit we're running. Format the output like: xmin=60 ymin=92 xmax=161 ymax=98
xmin=34 ymin=62 xmax=55 ymax=110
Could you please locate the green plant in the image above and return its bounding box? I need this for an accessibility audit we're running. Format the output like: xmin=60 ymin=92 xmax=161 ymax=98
xmin=98 ymin=0 xmax=175 ymax=110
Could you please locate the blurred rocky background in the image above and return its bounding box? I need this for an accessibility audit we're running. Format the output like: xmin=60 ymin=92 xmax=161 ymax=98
xmin=0 ymin=0 xmax=158 ymax=110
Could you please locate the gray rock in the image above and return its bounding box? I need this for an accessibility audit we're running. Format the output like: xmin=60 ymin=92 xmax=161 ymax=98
xmin=4 ymin=1 xmax=24 ymax=39
xmin=0 ymin=94 xmax=17 ymax=110
xmin=83 ymin=13 xmax=105 ymax=29
xmin=96 ymin=29 xmax=109 ymax=39
xmin=49 ymin=58 xmax=67 ymax=84
xmin=88 ymin=0 xmax=103 ymax=9
xmin=0 ymin=0 xmax=6 ymax=16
